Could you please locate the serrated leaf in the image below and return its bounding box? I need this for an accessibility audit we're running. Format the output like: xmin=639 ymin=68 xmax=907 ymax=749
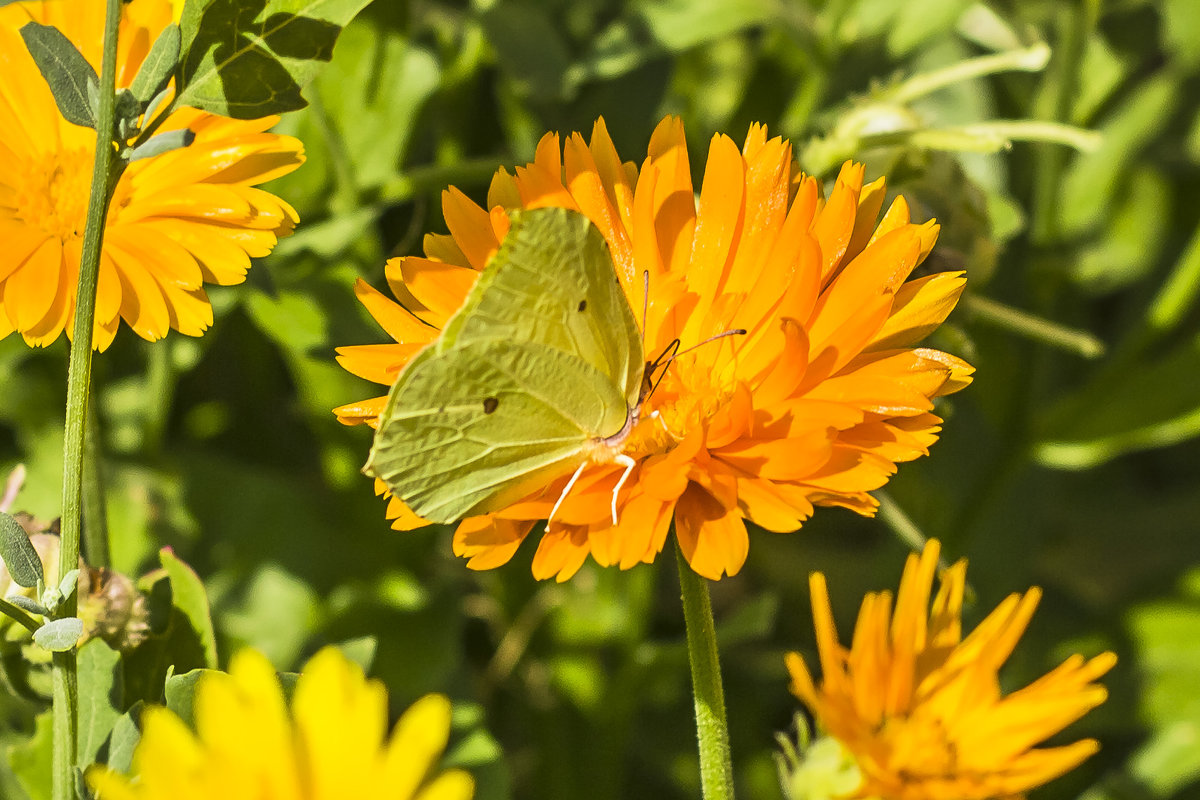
xmin=160 ymin=548 xmax=217 ymax=669
xmin=19 ymin=22 xmax=98 ymax=129
xmin=1 ymin=510 xmax=44 ymax=588
xmin=77 ymin=640 xmax=123 ymax=769
xmin=33 ymin=617 xmax=84 ymax=651
xmin=177 ymin=0 xmax=373 ymax=118
xmin=130 ymin=23 xmax=181 ymax=103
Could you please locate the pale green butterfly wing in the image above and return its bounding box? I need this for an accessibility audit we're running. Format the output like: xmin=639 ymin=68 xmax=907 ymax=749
xmin=364 ymin=206 xmax=645 ymax=523
xmin=439 ymin=206 xmax=644 ymax=398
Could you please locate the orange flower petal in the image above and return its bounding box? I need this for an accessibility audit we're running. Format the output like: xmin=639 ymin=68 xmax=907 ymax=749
xmin=441 ymin=187 xmax=498 ymax=270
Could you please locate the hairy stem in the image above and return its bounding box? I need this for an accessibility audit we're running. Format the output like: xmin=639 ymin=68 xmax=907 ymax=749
xmin=54 ymin=0 xmax=125 ymax=796
xmin=81 ymin=397 xmax=109 ymax=568
xmin=675 ymin=539 xmax=735 ymax=800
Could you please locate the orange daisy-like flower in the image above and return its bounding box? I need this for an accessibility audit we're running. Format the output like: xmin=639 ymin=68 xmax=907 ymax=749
xmin=0 ymin=0 xmax=304 ymax=351
xmin=335 ymin=116 xmax=973 ymax=580
xmin=784 ymin=540 xmax=1117 ymax=800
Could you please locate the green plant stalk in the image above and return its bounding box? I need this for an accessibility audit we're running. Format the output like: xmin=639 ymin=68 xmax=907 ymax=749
xmin=964 ymin=294 xmax=1105 ymax=358
xmin=54 ymin=0 xmax=125 ymax=796
xmin=675 ymin=539 xmax=735 ymax=800
xmin=81 ymin=397 xmax=109 ymax=568
xmin=886 ymin=44 xmax=1050 ymax=104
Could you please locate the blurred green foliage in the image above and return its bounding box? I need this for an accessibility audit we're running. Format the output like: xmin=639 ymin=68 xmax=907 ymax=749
xmin=4 ymin=0 xmax=1200 ymax=798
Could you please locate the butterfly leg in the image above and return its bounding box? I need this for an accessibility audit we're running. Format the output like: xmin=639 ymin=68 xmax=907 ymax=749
xmin=549 ymin=461 xmax=588 ymax=524
xmin=610 ymin=454 xmax=636 ymax=525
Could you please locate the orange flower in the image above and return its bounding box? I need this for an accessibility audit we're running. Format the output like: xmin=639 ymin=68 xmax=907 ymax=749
xmin=335 ymin=117 xmax=972 ymax=580
xmin=785 ymin=540 xmax=1116 ymax=800
xmin=0 ymin=0 xmax=304 ymax=350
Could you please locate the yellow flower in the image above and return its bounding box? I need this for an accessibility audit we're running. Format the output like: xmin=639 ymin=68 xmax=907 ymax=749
xmin=87 ymin=647 xmax=475 ymax=800
xmin=0 ymin=0 xmax=303 ymax=351
xmin=785 ymin=539 xmax=1116 ymax=800
xmin=335 ymin=116 xmax=973 ymax=580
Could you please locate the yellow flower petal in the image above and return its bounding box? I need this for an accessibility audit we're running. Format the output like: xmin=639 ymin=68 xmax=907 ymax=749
xmin=0 ymin=0 xmax=302 ymax=350
xmin=89 ymin=648 xmax=474 ymax=800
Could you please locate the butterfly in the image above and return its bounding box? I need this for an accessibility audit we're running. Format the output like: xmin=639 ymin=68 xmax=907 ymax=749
xmin=364 ymin=206 xmax=646 ymax=525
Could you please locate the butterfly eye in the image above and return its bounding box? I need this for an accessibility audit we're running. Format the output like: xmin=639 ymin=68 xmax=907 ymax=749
xmin=483 ymin=397 xmax=499 ymax=414
xmin=577 ymin=300 xmax=587 ymax=312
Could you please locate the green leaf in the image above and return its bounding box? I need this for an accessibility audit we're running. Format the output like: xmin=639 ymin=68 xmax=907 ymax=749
xmin=636 ymin=0 xmax=779 ymax=53
xmin=887 ymin=0 xmax=972 ymax=56
xmin=1035 ymin=332 xmax=1200 ymax=469
xmin=334 ymin=635 xmax=377 ymax=672
xmin=104 ymin=703 xmax=143 ymax=775
xmin=176 ymin=0 xmax=374 ymax=118
xmin=160 ymin=548 xmax=218 ymax=669
xmin=164 ymin=668 xmax=212 ymax=730
xmin=479 ymin=1 xmax=572 ymax=100
xmin=18 ymin=22 xmax=99 ymax=129
xmin=33 ymin=617 xmax=84 ymax=652
xmin=1058 ymin=74 xmax=1176 ymax=236
xmin=219 ymin=563 xmax=319 ymax=667
xmin=8 ymin=710 xmax=53 ymax=800
xmin=77 ymin=640 xmax=123 ymax=769
xmin=6 ymin=594 xmax=48 ymax=617
xmin=127 ymin=128 xmax=196 ymax=162
xmin=129 ymin=23 xmax=182 ymax=104
xmin=56 ymin=568 xmax=80 ymax=606
xmin=0 ymin=510 xmax=44 ymax=588
xmin=1069 ymin=167 xmax=1169 ymax=292
xmin=1163 ymin=0 xmax=1200 ymax=69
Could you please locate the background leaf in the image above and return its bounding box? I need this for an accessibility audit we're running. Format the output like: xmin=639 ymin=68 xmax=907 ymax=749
xmin=159 ymin=549 xmax=218 ymax=669
xmin=176 ymin=0 xmax=375 ymax=117
xmin=76 ymin=640 xmax=123 ymax=769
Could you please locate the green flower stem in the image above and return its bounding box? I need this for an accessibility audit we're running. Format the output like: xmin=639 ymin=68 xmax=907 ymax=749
xmin=874 ymin=491 xmax=931 ymax=555
xmin=81 ymin=397 xmax=110 ymax=568
xmin=886 ymin=44 xmax=1051 ymax=104
xmin=675 ymin=538 xmax=735 ymax=800
xmin=964 ymin=294 xmax=1105 ymax=358
xmin=54 ymin=0 xmax=125 ymax=797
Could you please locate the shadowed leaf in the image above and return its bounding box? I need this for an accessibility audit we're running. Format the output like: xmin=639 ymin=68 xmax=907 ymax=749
xmin=176 ymin=0 xmax=373 ymax=117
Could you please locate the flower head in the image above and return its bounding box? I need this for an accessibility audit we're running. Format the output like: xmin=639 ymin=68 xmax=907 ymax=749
xmin=0 ymin=0 xmax=304 ymax=350
xmin=784 ymin=539 xmax=1116 ymax=800
xmin=87 ymin=647 xmax=474 ymax=800
xmin=335 ymin=117 xmax=972 ymax=580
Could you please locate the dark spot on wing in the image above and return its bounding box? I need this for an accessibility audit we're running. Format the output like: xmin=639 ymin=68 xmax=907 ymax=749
xmin=437 ymin=406 xmax=445 ymax=413
xmin=577 ymin=299 xmax=587 ymax=312
xmin=483 ymin=397 xmax=499 ymax=414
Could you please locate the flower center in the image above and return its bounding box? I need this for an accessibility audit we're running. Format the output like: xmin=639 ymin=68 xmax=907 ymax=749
xmin=626 ymin=358 xmax=738 ymax=458
xmin=10 ymin=147 xmax=93 ymax=242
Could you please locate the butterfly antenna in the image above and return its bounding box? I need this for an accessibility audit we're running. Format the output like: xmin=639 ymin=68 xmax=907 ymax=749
xmin=644 ymin=339 xmax=681 ymax=401
xmin=642 ymin=328 xmax=747 ymax=404
xmin=641 ymin=270 xmax=650 ymax=346
xmin=670 ymin=328 xmax=748 ymax=361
